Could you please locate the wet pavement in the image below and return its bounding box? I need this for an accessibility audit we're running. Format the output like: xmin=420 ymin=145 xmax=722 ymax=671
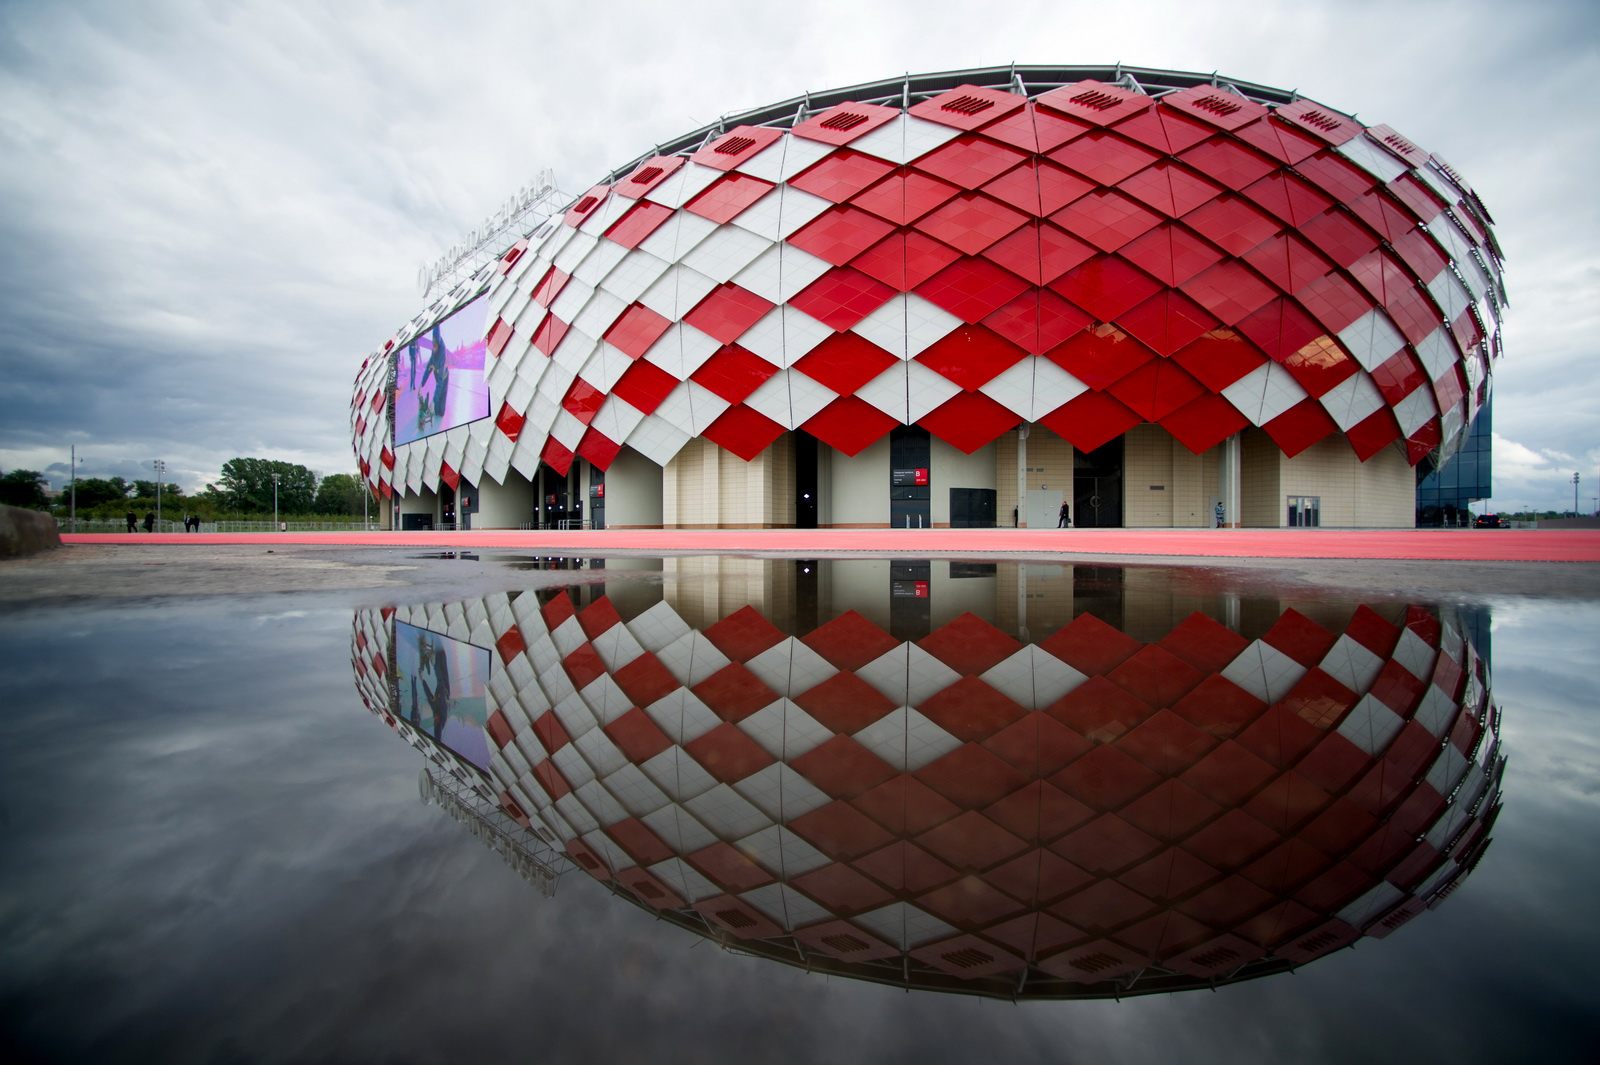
xmin=1 ymin=556 xmax=1597 ymax=1062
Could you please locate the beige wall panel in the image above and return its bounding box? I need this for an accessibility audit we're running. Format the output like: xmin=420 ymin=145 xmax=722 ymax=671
xmin=1240 ymin=429 xmax=1283 ymax=527
xmin=475 ymin=476 xmax=535 ymax=528
xmin=1124 ymin=424 xmax=1173 ymax=527
xmin=1282 ymin=437 xmax=1413 ymax=528
xmin=931 ymin=438 xmax=996 ymax=525
xmin=828 ymin=436 xmax=890 ymax=526
xmin=604 ymin=446 xmax=664 ymax=528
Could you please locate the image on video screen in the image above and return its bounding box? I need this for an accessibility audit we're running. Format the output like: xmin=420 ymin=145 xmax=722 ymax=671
xmin=392 ymin=620 xmax=492 ymax=770
xmin=392 ymin=293 xmax=491 ymax=446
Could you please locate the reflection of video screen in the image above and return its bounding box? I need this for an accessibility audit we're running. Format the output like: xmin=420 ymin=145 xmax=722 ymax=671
xmin=393 ymin=293 xmax=491 ymax=446
xmin=393 ymin=620 xmax=492 ymax=770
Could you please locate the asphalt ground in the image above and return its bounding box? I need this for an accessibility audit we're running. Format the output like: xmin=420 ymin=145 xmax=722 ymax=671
xmin=5 ymin=533 xmax=1598 ymax=605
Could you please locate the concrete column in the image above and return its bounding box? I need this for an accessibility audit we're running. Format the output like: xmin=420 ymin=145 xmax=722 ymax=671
xmin=1016 ymin=563 xmax=1029 ymax=642
xmin=1221 ymin=432 xmax=1242 ymax=528
xmin=1016 ymin=425 xmax=1029 ymax=528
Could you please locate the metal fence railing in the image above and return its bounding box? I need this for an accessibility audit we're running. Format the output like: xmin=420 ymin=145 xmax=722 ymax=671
xmin=59 ymin=518 xmax=379 ymax=534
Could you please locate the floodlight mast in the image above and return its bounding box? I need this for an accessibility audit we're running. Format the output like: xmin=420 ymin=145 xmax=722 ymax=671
xmin=417 ymin=168 xmax=568 ymax=300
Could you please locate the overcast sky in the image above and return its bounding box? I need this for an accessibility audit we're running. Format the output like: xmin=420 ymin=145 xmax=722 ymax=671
xmin=0 ymin=0 xmax=1594 ymax=511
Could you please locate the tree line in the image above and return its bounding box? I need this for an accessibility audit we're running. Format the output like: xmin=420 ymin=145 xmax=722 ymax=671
xmin=0 ymin=458 xmax=371 ymax=520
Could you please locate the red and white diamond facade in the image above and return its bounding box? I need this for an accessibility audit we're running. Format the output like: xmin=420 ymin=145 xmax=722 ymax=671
xmin=351 ymin=67 xmax=1506 ymax=527
xmin=351 ymin=567 xmax=1503 ymax=998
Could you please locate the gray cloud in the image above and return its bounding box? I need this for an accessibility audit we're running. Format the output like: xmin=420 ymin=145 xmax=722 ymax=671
xmin=0 ymin=0 xmax=1594 ymax=508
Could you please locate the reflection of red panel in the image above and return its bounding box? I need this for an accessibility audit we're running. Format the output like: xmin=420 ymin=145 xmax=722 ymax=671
xmin=917 ymin=875 xmax=1027 ymax=929
xmin=983 ymin=715 xmax=1093 ymax=777
xmin=1118 ymin=778 xmax=1223 ymax=843
xmin=789 ymin=799 xmax=896 ymax=860
xmin=1049 ymin=676 xmax=1152 ymax=743
xmin=605 ymin=818 xmax=674 ymax=866
xmin=792 ymin=918 xmax=900 ymax=963
xmin=692 ymin=661 xmax=778 ymax=723
xmin=612 ymin=651 xmax=681 ymax=709
xmin=604 ymin=706 xmax=673 ymax=764
xmin=982 ymin=780 xmax=1094 ymax=843
xmin=684 ymin=721 xmax=776 ymax=782
xmin=791 ymin=862 xmax=893 ymax=915
xmin=917 ymin=810 xmax=1029 ymax=871
xmin=791 ymin=735 xmax=896 ymax=799
xmin=1039 ymin=612 xmax=1142 ymax=676
xmin=702 ymin=604 xmax=786 ymax=662
xmin=1048 ymin=813 xmax=1161 ymax=874
xmin=494 ymin=626 xmax=526 ymax=664
xmin=801 ymin=609 xmax=898 ymax=671
xmin=913 ymin=742 xmax=1030 ymax=809
xmin=795 ymin=670 xmax=896 ymax=733
xmin=1051 ymin=746 xmax=1163 ymax=813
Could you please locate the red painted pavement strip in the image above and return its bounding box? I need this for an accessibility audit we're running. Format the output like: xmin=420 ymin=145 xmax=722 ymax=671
xmin=61 ymin=529 xmax=1600 ymax=562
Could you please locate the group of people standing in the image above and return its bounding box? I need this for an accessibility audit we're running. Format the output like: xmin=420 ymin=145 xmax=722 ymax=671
xmin=122 ymin=510 xmax=203 ymax=532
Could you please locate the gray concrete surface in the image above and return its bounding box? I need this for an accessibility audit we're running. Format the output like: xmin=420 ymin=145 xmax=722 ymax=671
xmin=1 ymin=543 xmax=1596 ymax=606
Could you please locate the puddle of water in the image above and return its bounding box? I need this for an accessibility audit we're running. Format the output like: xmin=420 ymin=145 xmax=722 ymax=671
xmin=2 ymin=558 xmax=1596 ymax=1063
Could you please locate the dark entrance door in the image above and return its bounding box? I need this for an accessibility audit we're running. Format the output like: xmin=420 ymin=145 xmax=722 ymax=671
xmin=949 ymin=487 xmax=997 ymax=527
xmin=589 ymin=466 xmax=605 ymax=530
xmin=795 ymin=431 xmax=818 ymax=529
xmin=439 ymin=483 xmax=457 ymax=530
xmin=1073 ymin=437 xmax=1124 ymax=528
xmin=890 ymin=425 xmax=931 ymax=529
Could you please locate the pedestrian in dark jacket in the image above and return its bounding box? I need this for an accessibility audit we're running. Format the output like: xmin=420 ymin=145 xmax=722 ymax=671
xmin=143 ymin=511 xmax=155 ymax=533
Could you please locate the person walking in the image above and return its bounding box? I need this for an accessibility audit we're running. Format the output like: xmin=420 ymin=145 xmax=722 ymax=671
xmin=142 ymin=510 xmax=155 ymax=533
xmin=1057 ymin=501 xmax=1070 ymax=528
xmin=1214 ymin=501 xmax=1225 ymax=528
xmin=125 ymin=509 xmax=137 ymax=533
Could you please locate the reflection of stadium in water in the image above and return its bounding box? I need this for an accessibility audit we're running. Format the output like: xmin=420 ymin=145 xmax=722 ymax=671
xmin=350 ymin=560 xmax=1501 ymax=999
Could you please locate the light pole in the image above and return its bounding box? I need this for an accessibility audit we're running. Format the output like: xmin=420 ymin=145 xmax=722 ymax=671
xmin=152 ymin=459 xmax=166 ymax=530
xmin=1574 ymin=472 xmax=1581 ymax=518
xmin=69 ymin=445 xmax=84 ymax=532
xmin=271 ymin=472 xmax=281 ymax=531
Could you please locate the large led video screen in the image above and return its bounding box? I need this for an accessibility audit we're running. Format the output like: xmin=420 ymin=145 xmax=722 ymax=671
xmin=392 ymin=619 xmax=492 ymax=770
xmin=393 ymin=293 xmax=491 ymax=446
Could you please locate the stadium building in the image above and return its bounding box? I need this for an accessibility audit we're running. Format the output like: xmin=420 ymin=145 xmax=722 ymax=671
xmin=350 ymin=66 xmax=1506 ymax=530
